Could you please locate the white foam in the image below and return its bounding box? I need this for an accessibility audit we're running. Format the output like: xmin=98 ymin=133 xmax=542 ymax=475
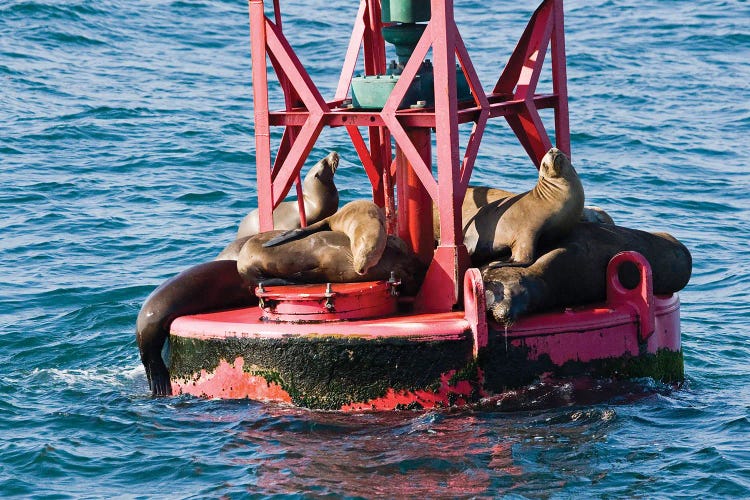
xmin=30 ymin=364 xmax=145 ymax=388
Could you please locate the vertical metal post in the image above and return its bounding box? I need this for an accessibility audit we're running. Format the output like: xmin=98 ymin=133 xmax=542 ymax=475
xmin=551 ymin=0 xmax=570 ymax=156
xmin=412 ymin=0 xmax=470 ymax=312
xmin=396 ymin=129 xmax=433 ymax=265
xmin=249 ymin=0 xmax=274 ymax=232
xmin=271 ymin=0 xmax=307 ymax=227
xmin=363 ymin=0 xmax=392 ymax=212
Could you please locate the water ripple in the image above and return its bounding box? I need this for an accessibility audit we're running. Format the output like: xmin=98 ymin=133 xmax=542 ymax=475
xmin=2 ymin=0 xmax=749 ymax=496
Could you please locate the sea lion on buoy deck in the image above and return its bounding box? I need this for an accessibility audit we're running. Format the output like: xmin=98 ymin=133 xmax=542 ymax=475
xmin=238 ymin=231 xmax=425 ymax=295
xmin=215 ymin=235 xmax=251 ymax=261
xmin=481 ymin=222 xmax=692 ymax=325
xmin=579 ymin=205 xmax=614 ymax=225
xmin=433 ymin=183 xmax=614 ymax=243
xmin=463 ymin=148 xmax=584 ymax=266
xmin=136 ymin=260 xmax=257 ymax=396
xmin=262 ymin=200 xmax=387 ymax=275
xmin=235 ymin=151 xmax=340 ymax=239
xmin=433 ymin=189 xmax=614 ymax=242
xmin=459 ymin=186 xmax=613 ymax=226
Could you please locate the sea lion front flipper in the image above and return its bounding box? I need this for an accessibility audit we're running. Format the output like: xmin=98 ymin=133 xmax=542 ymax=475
xmin=485 ymin=260 xmax=531 ymax=269
xmin=507 ymin=234 xmax=536 ymax=267
xmin=262 ymin=220 xmax=329 ymax=247
xmin=262 ymin=228 xmax=307 ymax=247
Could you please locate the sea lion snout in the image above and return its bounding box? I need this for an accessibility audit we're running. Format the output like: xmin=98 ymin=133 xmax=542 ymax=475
xmin=317 ymin=151 xmax=340 ymax=179
xmin=540 ymin=147 xmax=569 ymax=177
xmin=326 ymin=151 xmax=340 ymax=170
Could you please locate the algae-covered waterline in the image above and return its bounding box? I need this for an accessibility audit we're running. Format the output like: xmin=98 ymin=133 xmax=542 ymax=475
xmin=2 ymin=0 xmax=749 ymax=497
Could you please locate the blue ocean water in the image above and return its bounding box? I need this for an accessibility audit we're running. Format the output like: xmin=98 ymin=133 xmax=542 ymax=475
xmin=2 ymin=0 xmax=749 ymax=496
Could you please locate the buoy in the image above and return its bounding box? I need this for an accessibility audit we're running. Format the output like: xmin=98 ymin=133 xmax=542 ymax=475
xmin=164 ymin=0 xmax=684 ymax=410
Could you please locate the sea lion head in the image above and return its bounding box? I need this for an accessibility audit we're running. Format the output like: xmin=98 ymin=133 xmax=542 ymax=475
xmin=539 ymin=147 xmax=575 ymax=180
xmin=351 ymin=229 xmax=388 ymax=275
xmin=305 ymin=151 xmax=339 ymax=185
xmin=352 ymin=238 xmax=378 ymax=275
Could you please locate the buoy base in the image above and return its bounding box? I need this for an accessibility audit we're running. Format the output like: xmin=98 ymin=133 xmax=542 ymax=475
xmin=168 ymin=295 xmax=681 ymax=411
xmin=168 ymin=254 xmax=682 ymax=411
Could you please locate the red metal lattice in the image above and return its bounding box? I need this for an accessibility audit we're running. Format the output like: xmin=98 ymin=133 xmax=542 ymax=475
xmin=248 ymin=0 xmax=570 ymax=312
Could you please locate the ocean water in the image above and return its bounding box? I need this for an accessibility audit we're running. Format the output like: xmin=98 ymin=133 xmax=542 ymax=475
xmin=2 ymin=0 xmax=749 ymax=497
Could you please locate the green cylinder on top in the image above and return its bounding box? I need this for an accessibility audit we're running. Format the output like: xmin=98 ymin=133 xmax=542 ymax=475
xmin=381 ymin=0 xmax=430 ymax=23
xmin=382 ymin=23 xmax=427 ymax=66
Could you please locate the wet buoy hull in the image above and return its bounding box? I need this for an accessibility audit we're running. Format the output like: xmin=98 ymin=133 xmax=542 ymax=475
xmin=168 ymin=294 xmax=682 ymax=411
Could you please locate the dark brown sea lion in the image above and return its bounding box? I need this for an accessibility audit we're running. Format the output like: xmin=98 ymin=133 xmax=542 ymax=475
xmin=262 ymin=200 xmax=387 ymax=275
xmin=238 ymin=231 xmax=425 ymax=295
xmin=481 ymin=222 xmax=692 ymax=325
xmin=235 ymin=151 xmax=340 ymax=239
xmin=136 ymin=260 xmax=257 ymax=396
xmin=463 ymin=148 xmax=585 ymax=266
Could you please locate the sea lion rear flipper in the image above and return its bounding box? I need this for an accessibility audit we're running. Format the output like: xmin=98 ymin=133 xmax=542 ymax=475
xmin=147 ymin=359 xmax=172 ymax=396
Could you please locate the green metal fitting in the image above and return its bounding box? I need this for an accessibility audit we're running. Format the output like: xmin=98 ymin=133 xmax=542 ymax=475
xmin=381 ymin=0 xmax=430 ymax=23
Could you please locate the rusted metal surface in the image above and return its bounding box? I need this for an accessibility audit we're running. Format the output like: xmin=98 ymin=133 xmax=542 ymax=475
xmin=169 ymin=293 xmax=681 ymax=410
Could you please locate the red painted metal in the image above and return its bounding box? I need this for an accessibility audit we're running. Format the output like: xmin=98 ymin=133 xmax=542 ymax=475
xmin=607 ymin=251 xmax=655 ymax=342
xmin=255 ymin=281 xmax=398 ymax=321
xmin=170 ymin=256 xmax=681 ymax=409
xmin=172 ymin=308 xmax=469 ymax=341
xmin=493 ymin=294 xmax=680 ymax=368
xmin=166 ymin=0 xmax=682 ymax=410
xmin=247 ymin=0 xmax=570 ymax=310
xmin=396 ymin=129 xmax=434 ymax=265
xmin=463 ymin=268 xmax=487 ymax=358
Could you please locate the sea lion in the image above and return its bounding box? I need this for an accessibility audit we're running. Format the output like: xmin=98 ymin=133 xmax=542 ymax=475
xmin=262 ymin=200 xmax=387 ymax=275
xmin=579 ymin=205 xmax=615 ymax=225
xmin=215 ymin=236 xmax=250 ymax=261
xmin=463 ymin=148 xmax=584 ymax=266
xmin=432 ymin=180 xmax=615 ymax=246
xmin=481 ymin=222 xmax=692 ymax=325
xmin=433 ymin=183 xmax=614 ymax=243
xmin=235 ymin=151 xmax=340 ymax=239
xmin=238 ymin=231 xmax=425 ymax=295
xmin=135 ymin=260 xmax=257 ymax=396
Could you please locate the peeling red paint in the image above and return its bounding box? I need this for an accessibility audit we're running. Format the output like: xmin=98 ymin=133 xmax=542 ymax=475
xmin=340 ymin=371 xmax=484 ymax=411
xmin=172 ymin=357 xmax=293 ymax=403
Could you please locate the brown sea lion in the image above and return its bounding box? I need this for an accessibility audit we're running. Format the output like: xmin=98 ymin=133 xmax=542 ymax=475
xmin=579 ymin=205 xmax=615 ymax=225
xmin=463 ymin=148 xmax=585 ymax=266
xmin=433 ymin=184 xmax=614 ymax=243
xmin=262 ymin=200 xmax=387 ymax=275
xmin=235 ymin=151 xmax=340 ymax=239
xmin=481 ymin=222 xmax=692 ymax=325
xmin=238 ymin=231 xmax=425 ymax=295
xmin=215 ymin=236 xmax=250 ymax=261
xmin=461 ymin=185 xmax=610 ymax=225
xmin=135 ymin=260 xmax=257 ymax=396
